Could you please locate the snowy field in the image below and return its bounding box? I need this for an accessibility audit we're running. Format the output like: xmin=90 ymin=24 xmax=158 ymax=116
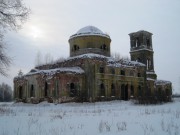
xmin=0 ymin=99 xmax=180 ymax=135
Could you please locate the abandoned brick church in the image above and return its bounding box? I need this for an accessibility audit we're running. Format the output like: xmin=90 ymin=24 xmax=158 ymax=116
xmin=14 ymin=26 xmax=172 ymax=103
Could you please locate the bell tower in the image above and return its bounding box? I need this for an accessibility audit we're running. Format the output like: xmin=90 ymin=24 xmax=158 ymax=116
xmin=129 ymin=30 xmax=157 ymax=79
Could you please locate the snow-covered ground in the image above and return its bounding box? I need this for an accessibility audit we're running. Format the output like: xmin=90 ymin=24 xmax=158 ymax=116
xmin=0 ymin=99 xmax=180 ymax=135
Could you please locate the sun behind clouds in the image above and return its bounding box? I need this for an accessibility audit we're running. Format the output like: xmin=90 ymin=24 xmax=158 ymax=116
xmin=29 ymin=26 xmax=43 ymax=39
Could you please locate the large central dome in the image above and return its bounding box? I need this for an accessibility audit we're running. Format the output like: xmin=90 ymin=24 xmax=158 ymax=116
xmin=76 ymin=26 xmax=104 ymax=34
xmin=70 ymin=26 xmax=110 ymax=39
xmin=69 ymin=25 xmax=111 ymax=57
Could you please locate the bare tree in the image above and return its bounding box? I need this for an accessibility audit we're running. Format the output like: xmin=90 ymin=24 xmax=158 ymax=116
xmin=0 ymin=43 xmax=11 ymax=76
xmin=34 ymin=51 xmax=43 ymax=66
xmin=0 ymin=0 xmax=30 ymax=76
xmin=44 ymin=53 xmax=54 ymax=65
xmin=111 ymin=52 xmax=130 ymax=61
xmin=56 ymin=57 xmax=65 ymax=63
xmin=0 ymin=82 xmax=13 ymax=102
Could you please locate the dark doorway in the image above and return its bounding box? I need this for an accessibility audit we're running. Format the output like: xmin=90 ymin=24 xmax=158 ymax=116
xmin=125 ymin=84 xmax=128 ymax=100
xmin=100 ymin=83 xmax=105 ymax=96
xmin=121 ymin=84 xmax=125 ymax=100
xmin=30 ymin=85 xmax=34 ymax=97
xmin=111 ymin=84 xmax=115 ymax=96
xmin=19 ymin=86 xmax=23 ymax=99
xmin=138 ymin=85 xmax=142 ymax=97
xmin=130 ymin=85 xmax=134 ymax=97
xmin=45 ymin=82 xmax=48 ymax=97
xmin=121 ymin=84 xmax=128 ymax=100
xmin=70 ymin=83 xmax=77 ymax=97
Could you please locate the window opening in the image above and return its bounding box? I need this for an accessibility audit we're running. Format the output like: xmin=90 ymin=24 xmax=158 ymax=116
xmin=73 ymin=45 xmax=79 ymax=51
xmin=120 ymin=70 xmax=125 ymax=75
xmin=111 ymin=68 xmax=115 ymax=74
xmin=99 ymin=67 xmax=104 ymax=73
xmin=101 ymin=44 xmax=107 ymax=50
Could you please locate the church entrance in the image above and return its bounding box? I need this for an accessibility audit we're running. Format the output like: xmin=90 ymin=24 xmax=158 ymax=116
xmin=44 ymin=82 xmax=48 ymax=97
xmin=121 ymin=84 xmax=128 ymax=100
xmin=19 ymin=86 xmax=23 ymax=99
xmin=100 ymin=83 xmax=105 ymax=96
xmin=70 ymin=83 xmax=77 ymax=97
xmin=30 ymin=85 xmax=34 ymax=97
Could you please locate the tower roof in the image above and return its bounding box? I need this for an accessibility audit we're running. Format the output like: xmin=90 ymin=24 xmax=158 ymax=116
xmin=69 ymin=26 xmax=110 ymax=39
xmin=129 ymin=30 xmax=153 ymax=36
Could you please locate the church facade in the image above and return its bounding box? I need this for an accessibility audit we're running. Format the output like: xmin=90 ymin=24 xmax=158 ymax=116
xmin=14 ymin=26 xmax=172 ymax=103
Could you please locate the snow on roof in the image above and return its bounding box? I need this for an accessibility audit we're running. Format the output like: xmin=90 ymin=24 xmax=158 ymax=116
xmin=65 ymin=53 xmax=145 ymax=67
xmin=147 ymin=78 xmax=155 ymax=81
xmin=155 ymin=80 xmax=172 ymax=86
xmin=130 ymin=48 xmax=153 ymax=53
xmin=66 ymin=53 xmax=108 ymax=61
xmin=129 ymin=30 xmax=153 ymax=36
xmin=146 ymin=71 xmax=156 ymax=74
xmin=69 ymin=26 xmax=110 ymax=39
xmin=77 ymin=26 xmax=103 ymax=34
xmin=25 ymin=67 xmax=84 ymax=77
xmin=120 ymin=59 xmax=145 ymax=67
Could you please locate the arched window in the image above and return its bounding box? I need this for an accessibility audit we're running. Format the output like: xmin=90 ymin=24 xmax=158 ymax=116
xmin=147 ymin=59 xmax=151 ymax=70
xmin=120 ymin=70 xmax=125 ymax=75
xmin=100 ymin=83 xmax=105 ymax=96
xmin=99 ymin=66 xmax=104 ymax=73
xmin=111 ymin=68 xmax=115 ymax=74
xmin=121 ymin=84 xmax=128 ymax=100
xmin=166 ymin=89 xmax=170 ymax=96
xmin=129 ymin=70 xmax=134 ymax=76
xmin=131 ymin=39 xmax=135 ymax=48
xmin=158 ymin=88 xmax=162 ymax=98
xmin=111 ymin=84 xmax=115 ymax=96
xmin=147 ymin=38 xmax=150 ymax=47
xmin=136 ymin=38 xmax=140 ymax=47
xmin=137 ymin=73 xmax=141 ymax=77
xmin=100 ymin=44 xmax=107 ymax=50
xmin=73 ymin=45 xmax=79 ymax=51
xmin=70 ymin=83 xmax=77 ymax=97
xmin=137 ymin=58 xmax=141 ymax=62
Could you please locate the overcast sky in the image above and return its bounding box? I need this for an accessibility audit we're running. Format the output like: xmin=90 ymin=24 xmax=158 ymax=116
xmin=0 ymin=0 xmax=180 ymax=93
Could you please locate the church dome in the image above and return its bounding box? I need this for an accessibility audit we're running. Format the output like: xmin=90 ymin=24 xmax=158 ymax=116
xmin=70 ymin=26 xmax=110 ymax=39
xmin=69 ymin=26 xmax=111 ymax=57
xmin=77 ymin=26 xmax=103 ymax=35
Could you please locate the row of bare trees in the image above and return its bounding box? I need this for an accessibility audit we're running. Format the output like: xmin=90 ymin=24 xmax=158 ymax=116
xmin=0 ymin=82 xmax=13 ymax=101
xmin=111 ymin=52 xmax=129 ymax=61
xmin=35 ymin=51 xmax=54 ymax=66
xmin=34 ymin=52 xmax=128 ymax=67
xmin=34 ymin=51 xmax=66 ymax=67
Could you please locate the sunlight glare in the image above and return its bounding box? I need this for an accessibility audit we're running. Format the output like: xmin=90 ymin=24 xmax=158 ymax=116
xmin=30 ymin=26 xmax=43 ymax=39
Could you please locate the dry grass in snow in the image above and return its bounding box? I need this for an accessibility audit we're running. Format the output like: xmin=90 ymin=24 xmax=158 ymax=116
xmin=0 ymin=99 xmax=180 ymax=135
